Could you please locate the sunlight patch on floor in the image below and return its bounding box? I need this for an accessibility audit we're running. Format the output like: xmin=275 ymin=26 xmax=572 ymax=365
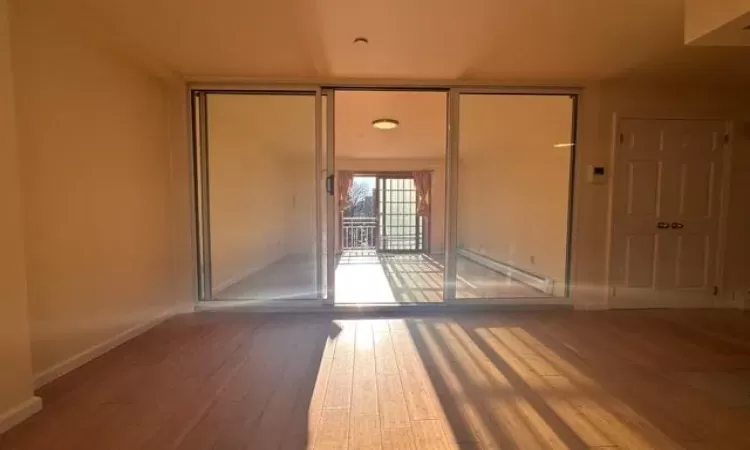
xmin=306 ymin=318 xmax=686 ymax=449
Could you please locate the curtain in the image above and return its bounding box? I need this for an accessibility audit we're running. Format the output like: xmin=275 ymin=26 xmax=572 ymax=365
xmin=413 ymin=171 xmax=431 ymax=217
xmin=337 ymin=171 xmax=354 ymax=213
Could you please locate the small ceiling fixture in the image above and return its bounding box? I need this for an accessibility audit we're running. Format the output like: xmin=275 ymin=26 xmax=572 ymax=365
xmin=353 ymin=37 xmax=369 ymax=44
xmin=553 ymin=143 xmax=575 ymax=148
xmin=372 ymin=118 xmax=399 ymax=130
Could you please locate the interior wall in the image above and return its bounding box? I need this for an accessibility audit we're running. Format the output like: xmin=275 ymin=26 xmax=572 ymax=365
xmin=207 ymin=94 xmax=316 ymax=293
xmin=0 ymin=0 xmax=35 ymax=425
xmin=336 ymin=158 xmax=446 ymax=253
xmin=457 ymin=95 xmax=573 ymax=285
xmin=571 ymin=80 xmax=750 ymax=309
xmin=164 ymin=81 xmax=195 ymax=309
xmin=10 ymin=0 xmax=192 ymax=376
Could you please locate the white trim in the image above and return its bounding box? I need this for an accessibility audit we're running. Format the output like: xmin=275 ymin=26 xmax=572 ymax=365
xmin=604 ymin=112 xmax=621 ymax=308
xmin=33 ymin=304 xmax=191 ymax=389
xmin=185 ymin=89 xmax=200 ymax=306
xmin=324 ymin=88 xmax=336 ymax=304
xmin=574 ymin=302 xmax=610 ymax=311
xmin=458 ymin=248 xmax=555 ymax=295
xmin=314 ymin=89 xmax=323 ymax=302
xmin=713 ymin=121 xmax=733 ymax=307
xmin=444 ymin=89 xmax=459 ymax=300
xmin=0 ymin=396 xmax=42 ymax=434
xmin=609 ymin=295 xmax=715 ymax=310
xmin=187 ymin=80 xmax=583 ymax=94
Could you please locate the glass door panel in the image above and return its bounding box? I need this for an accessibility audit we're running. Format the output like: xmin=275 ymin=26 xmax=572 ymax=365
xmin=449 ymin=93 xmax=575 ymax=301
xmin=202 ymin=92 xmax=319 ymax=301
xmin=377 ymin=176 xmax=424 ymax=252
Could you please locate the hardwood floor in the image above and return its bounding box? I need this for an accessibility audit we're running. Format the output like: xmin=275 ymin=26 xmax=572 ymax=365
xmin=2 ymin=310 xmax=750 ymax=449
xmin=217 ymin=252 xmax=544 ymax=303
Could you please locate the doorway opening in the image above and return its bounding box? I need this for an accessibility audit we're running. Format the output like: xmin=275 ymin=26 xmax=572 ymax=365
xmin=332 ymin=90 xmax=447 ymax=304
xmin=341 ymin=174 xmax=428 ymax=254
xmin=336 ymin=173 xmax=439 ymax=303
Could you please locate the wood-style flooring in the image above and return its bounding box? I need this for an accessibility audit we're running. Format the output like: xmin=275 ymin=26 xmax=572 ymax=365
xmin=2 ymin=310 xmax=750 ymax=449
xmin=216 ymin=252 xmax=544 ymax=302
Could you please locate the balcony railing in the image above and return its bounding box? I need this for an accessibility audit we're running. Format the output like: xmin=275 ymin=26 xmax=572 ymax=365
xmin=342 ymin=217 xmax=377 ymax=250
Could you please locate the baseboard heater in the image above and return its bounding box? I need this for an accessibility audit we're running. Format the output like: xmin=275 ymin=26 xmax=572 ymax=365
xmin=458 ymin=248 xmax=555 ymax=295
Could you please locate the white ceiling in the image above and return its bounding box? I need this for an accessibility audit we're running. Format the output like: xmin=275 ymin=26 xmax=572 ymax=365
xmin=335 ymin=91 xmax=446 ymax=159
xmin=43 ymin=0 xmax=750 ymax=83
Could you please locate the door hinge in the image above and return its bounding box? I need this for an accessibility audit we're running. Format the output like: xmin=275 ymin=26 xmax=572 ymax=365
xmin=611 ymin=286 xmax=617 ymax=297
xmin=619 ymin=133 xmax=624 ymax=145
xmin=712 ymin=285 xmax=719 ymax=296
xmin=724 ymin=134 xmax=730 ymax=145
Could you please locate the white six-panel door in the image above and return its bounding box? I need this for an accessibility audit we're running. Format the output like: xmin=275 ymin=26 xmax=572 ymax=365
xmin=610 ymin=119 xmax=727 ymax=308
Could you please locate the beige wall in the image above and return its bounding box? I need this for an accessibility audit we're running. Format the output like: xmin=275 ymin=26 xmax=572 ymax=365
xmin=0 ymin=0 xmax=35 ymax=424
xmin=10 ymin=0 xmax=192 ymax=376
xmin=571 ymin=80 xmax=750 ymax=309
xmin=336 ymin=158 xmax=446 ymax=253
xmin=457 ymin=95 xmax=573 ymax=285
xmin=284 ymin=158 xmax=316 ymax=259
xmin=207 ymin=94 xmax=316 ymax=292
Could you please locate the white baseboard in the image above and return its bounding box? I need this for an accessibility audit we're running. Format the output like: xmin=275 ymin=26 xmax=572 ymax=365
xmin=0 ymin=396 xmax=42 ymax=435
xmin=33 ymin=303 xmax=190 ymax=389
xmin=574 ymin=302 xmax=610 ymax=311
xmin=608 ymin=295 xmax=714 ymax=310
xmin=459 ymin=249 xmax=555 ymax=295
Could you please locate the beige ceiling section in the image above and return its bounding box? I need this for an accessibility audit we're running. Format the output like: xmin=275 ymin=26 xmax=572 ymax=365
xmin=39 ymin=0 xmax=750 ymax=82
xmin=455 ymin=0 xmax=684 ymax=80
xmin=335 ymin=91 xmax=446 ymax=159
xmin=36 ymin=0 xmax=326 ymax=78
xmin=685 ymin=0 xmax=750 ymax=46
xmin=315 ymin=0 xmax=498 ymax=79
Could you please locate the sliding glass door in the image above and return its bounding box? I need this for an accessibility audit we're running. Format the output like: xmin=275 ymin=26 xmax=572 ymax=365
xmin=377 ymin=176 xmax=426 ymax=253
xmin=193 ymin=89 xmax=330 ymax=302
xmin=191 ymin=86 xmax=577 ymax=306
xmin=445 ymin=91 xmax=577 ymax=303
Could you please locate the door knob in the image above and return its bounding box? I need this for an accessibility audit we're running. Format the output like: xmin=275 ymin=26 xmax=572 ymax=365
xmin=671 ymin=222 xmax=684 ymax=229
xmin=656 ymin=222 xmax=670 ymax=229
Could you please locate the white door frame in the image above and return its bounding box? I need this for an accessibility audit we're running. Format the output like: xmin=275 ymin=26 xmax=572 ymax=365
xmin=444 ymin=88 xmax=578 ymax=304
xmin=190 ymin=86 xmax=326 ymax=305
xmin=606 ymin=115 xmax=734 ymax=308
xmin=323 ymin=89 xmax=336 ymax=305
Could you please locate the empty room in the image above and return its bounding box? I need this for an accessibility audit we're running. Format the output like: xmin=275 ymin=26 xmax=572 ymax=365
xmin=2 ymin=0 xmax=750 ymax=449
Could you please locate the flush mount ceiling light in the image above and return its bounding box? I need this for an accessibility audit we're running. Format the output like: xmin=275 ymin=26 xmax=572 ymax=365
xmin=553 ymin=143 xmax=575 ymax=148
xmin=372 ymin=118 xmax=399 ymax=130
